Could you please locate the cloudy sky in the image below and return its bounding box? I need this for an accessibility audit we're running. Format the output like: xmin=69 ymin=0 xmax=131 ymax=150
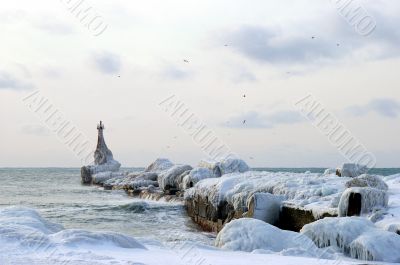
xmin=0 ymin=0 xmax=399 ymax=167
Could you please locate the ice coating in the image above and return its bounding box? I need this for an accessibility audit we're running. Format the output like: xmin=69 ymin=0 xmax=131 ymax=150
xmin=338 ymin=187 xmax=388 ymax=216
xmin=185 ymin=170 xmax=349 ymax=215
xmin=301 ymin=216 xmax=400 ymax=262
xmin=215 ymin=218 xmax=325 ymax=258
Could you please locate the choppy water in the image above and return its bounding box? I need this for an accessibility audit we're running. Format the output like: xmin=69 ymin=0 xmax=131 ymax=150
xmin=0 ymin=168 xmax=215 ymax=246
xmin=0 ymin=167 xmax=399 ymax=247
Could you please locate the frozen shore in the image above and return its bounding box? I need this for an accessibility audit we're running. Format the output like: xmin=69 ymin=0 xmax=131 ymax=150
xmin=78 ymin=122 xmax=400 ymax=263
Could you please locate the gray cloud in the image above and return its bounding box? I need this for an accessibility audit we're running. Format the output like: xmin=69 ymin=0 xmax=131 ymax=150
xmin=92 ymin=52 xmax=122 ymax=74
xmin=224 ymin=110 xmax=305 ymax=129
xmin=162 ymin=65 xmax=191 ymax=80
xmin=0 ymin=71 xmax=34 ymax=91
xmin=217 ymin=6 xmax=400 ymax=65
xmin=346 ymin=99 xmax=400 ymax=118
xmin=20 ymin=124 xmax=50 ymax=136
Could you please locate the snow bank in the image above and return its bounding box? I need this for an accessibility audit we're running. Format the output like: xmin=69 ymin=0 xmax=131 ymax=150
xmin=338 ymin=187 xmax=388 ymax=217
xmin=337 ymin=163 xmax=368 ymax=178
xmin=198 ymin=158 xmax=249 ymax=177
xmin=181 ymin=167 xmax=213 ymax=190
xmin=215 ymin=218 xmax=322 ymax=257
xmin=145 ymin=158 xmax=174 ymax=173
xmin=345 ymin=174 xmax=388 ymax=190
xmin=158 ymin=164 xmax=193 ymax=191
xmin=185 ymin=171 xmax=348 ymax=214
xmin=301 ymin=216 xmax=400 ymax=262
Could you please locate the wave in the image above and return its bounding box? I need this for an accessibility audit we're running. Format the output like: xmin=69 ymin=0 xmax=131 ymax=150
xmin=0 ymin=207 xmax=146 ymax=252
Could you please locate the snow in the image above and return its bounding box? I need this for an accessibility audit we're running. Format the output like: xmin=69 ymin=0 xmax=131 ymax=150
xmin=185 ymin=170 xmax=349 ymax=216
xmin=180 ymin=167 xmax=213 ymax=190
xmin=215 ymin=218 xmax=325 ymax=258
xmin=0 ymin=207 xmax=363 ymax=265
xmin=198 ymin=158 xmax=250 ymax=177
xmin=301 ymin=216 xmax=400 ymax=262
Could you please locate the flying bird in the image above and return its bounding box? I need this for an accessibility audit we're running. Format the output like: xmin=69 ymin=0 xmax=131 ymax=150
xmin=243 ymin=120 xmax=246 ymax=124
xmin=243 ymin=94 xmax=246 ymax=98
xmin=337 ymin=43 xmax=340 ymax=46
xmin=311 ymin=36 xmax=315 ymax=39
xmin=183 ymin=59 xmax=189 ymax=63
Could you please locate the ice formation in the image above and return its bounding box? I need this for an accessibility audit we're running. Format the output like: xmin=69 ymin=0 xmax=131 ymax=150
xmin=81 ymin=121 xmax=121 ymax=184
xmin=180 ymin=167 xmax=213 ymax=190
xmin=301 ymin=216 xmax=400 ymax=262
xmin=336 ymin=163 xmax=368 ymax=178
xmin=246 ymin=193 xmax=283 ymax=224
xmin=185 ymin=170 xmax=348 ymax=215
xmin=198 ymin=158 xmax=249 ymax=177
xmin=158 ymin=164 xmax=193 ymax=191
xmin=323 ymin=168 xmax=337 ymax=175
xmin=338 ymin=187 xmax=388 ymax=217
xmin=215 ymin=218 xmax=323 ymax=257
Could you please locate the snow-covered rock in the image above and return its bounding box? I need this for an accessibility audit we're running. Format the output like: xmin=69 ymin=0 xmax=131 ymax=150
xmin=301 ymin=216 xmax=400 ymax=262
xmin=345 ymin=174 xmax=388 ymax=190
xmin=185 ymin=171 xmax=348 ymax=215
xmin=181 ymin=167 xmax=213 ymax=190
xmin=246 ymin=193 xmax=283 ymax=224
xmin=349 ymin=230 xmax=400 ymax=262
xmin=198 ymin=158 xmax=249 ymax=177
xmin=337 ymin=163 xmax=368 ymax=178
xmin=338 ymin=187 xmax=388 ymax=217
xmin=216 ymin=218 xmax=322 ymax=257
xmin=158 ymin=164 xmax=193 ymax=191
xmin=145 ymin=158 xmax=174 ymax=173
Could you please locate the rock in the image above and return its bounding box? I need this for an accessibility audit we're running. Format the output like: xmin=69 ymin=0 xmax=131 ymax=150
xmin=246 ymin=193 xmax=283 ymax=225
xmin=181 ymin=167 xmax=213 ymax=190
xmin=145 ymin=158 xmax=174 ymax=173
xmin=338 ymin=187 xmax=388 ymax=217
xmin=198 ymin=158 xmax=249 ymax=177
xmin=81 ymin=121 xmax=121 ymax=184
xmin=158 ymin=164 xmax=193 ymax=192
xmin=336 ymin=163 xmax=368 ymax=178
xmin=345 ymin=174 xmax=388 ymax=190
xmin=215 ymin=218 xmax=321 ymax=256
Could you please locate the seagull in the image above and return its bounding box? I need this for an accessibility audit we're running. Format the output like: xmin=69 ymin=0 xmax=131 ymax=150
xmin=311 ymin=36 xmax=315 ymax=39
xmin=337 ymin=43 xmax=340 ymax=46
xmin=243 ymin=120 xmax=246 ymax=124
xmin=183 ymin=59 xmax=189 ymax=63
xmin=118 ymin=75 xmax=120 ymax=77
xmin=243 ymin=94 xmax=246 ymax=98
xmin=249 ymin=156 xmax=254 ymax=160
xmin=224 ymin=44 xmax=229 ymax=47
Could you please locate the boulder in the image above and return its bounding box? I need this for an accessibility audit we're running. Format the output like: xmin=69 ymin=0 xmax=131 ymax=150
xmin=145 ymin=158 xmax=174 ymax=173
xmin=246 ymin=193 xmax=283 ymax=225
xmin=345 ymin=174 xmax=388 ymax=191
xmin=336 ymin=163 xmax=368 ymax=178
xmin=338 ymin=187 xmax=388 ymax=217
xmin=158 ymin=164 xmax=193 ymax=192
